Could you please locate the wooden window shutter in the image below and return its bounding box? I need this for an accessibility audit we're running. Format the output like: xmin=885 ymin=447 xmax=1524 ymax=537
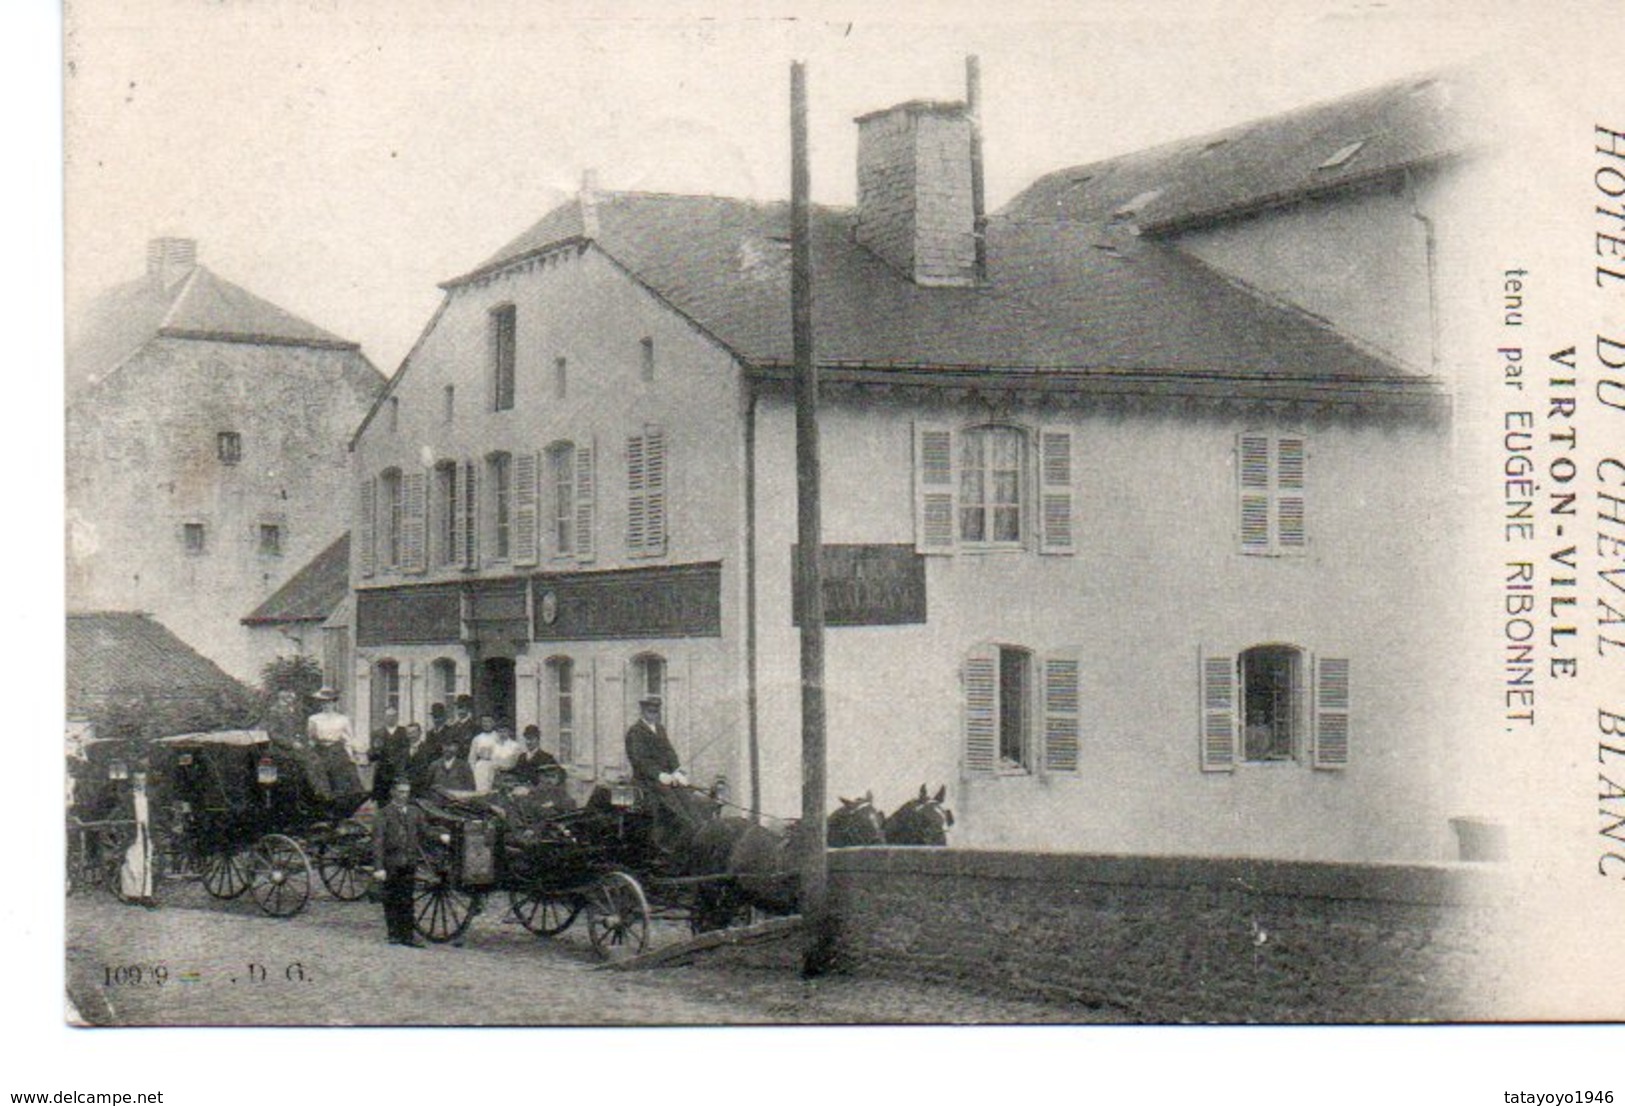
xmin=1313 ymin=655 xmax=1351 ymax=769
xmin=1199 ymin=649 xmax=1238 ymax=772
xmin=1238 ymin=433 xmax=1271 ymax=555
xmin=1039 ymin=429 xmax=1076 ymax=555
xmin=513 ymin=451 xmax=540 ymax=566
xmin=461 ymin=459 xmax=479 ymax=569
xmin=357 ymin=478 xmax=377 ymax=578
xmin=914 ymin=424 xmax=957 ymax=554
xmin=962 ymin=647 xmax=998 ymax=776
xmin=1041 ymin=650 xmax=1081 ymax=773
xmin=646 ymin=426 xmax=667 ymax=555
xmin=1276 ymin=435 xmax=1307 ymax=553
xmin=448 ymin=465 xmax=465 ymax=570
xmin=626 ymin=432 xmax=646 ymax=554
xmin=574 ymin=439 xmax=595 ymax=562
xmin=400 ymin=470 xmax=428 ymax=573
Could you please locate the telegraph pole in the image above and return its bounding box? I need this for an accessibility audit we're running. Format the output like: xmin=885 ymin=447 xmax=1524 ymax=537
xmin=790 ymin=60 xmax=832 ymax=977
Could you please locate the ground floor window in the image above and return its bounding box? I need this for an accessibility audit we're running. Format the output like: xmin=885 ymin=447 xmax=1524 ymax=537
xmin=430 ymin=657 xmax=458 ymax=717
xmin=373 ymin=659 xmax=400 ymax=722
xmin=547 ymin=656 xmax=574 ymax=763
xmin=964 ymin=644 xmax=1079 ymax=776
xmin=1241 ymin=644 xmax=1302 ymax=762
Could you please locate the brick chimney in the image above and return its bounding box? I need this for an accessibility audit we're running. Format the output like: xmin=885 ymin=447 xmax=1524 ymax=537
xmin=146 ymin=237 xmax=196 ymax=290
xmin=854 ymin=100 xmax=977 ymax=287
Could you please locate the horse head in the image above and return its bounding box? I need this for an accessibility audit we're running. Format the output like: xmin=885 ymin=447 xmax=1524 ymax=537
xmin=827 ymin=790 xmax=886 ymax=847
xmin=883 ymin=784 xmax=954 ymax=846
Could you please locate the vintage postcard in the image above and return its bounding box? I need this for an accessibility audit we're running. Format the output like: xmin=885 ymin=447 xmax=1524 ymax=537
xmin=31 ymin=0 xmax=1625 ymax=1094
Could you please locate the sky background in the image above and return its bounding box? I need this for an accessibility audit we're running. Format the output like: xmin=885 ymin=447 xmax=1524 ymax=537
xmin=64 ymin=0 xmax=1506 ymax=374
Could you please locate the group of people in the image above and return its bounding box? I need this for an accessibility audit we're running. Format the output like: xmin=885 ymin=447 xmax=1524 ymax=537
xmin=365 ymin=695 xmax=566 ymax=805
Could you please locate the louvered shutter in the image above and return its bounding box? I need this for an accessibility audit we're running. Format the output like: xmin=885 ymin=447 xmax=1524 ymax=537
xmin=1039 ymin=428 xmax=1076 ymax=555
xmin=400 ymin=470 xmax=427 ymax=573
xmin=1041 ymin=651 xmax=1081 ymax=773
xmin=448 ymin=465 xmax=465 ymax=570
xmin=1199 ymin=649 xmax=1237 ymax=772
xmin=1276 ymin=435 xmax=1307 ymax=553
xmin=1238 ymin=433 xmax=1271 ymax=555
xmin=358 ymin=478 xmax=377 ymax=578
xmin=513 ymin=451 xmax=540 ymax=566
xmin=577 ymin=656 xmax=597 ymax=771
xmin=574 ymin=440 xmax=595 ymax=562
xmin=914 ymin=424 xmax=957 ymax=554
xmin=515 ymin=657 xmax=539 ymax=735
xmin=962 ymin=647 xmax=998 ymax=776
xmin=461 ymin=459 xmax=479 ymax=569
xmin=1313 ymin=655 xmax=1351 ymax=769
xmin=645 ymin=427 xmax=667 ymax=555
xmin=627 ymin=433 xmax=647 ymax=554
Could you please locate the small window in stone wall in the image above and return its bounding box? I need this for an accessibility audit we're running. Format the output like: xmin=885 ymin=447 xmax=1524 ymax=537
xmin=259 ymin=523 xmax=283 ymax=557
xmin=217 ymin=431 xmax=242 ymax=464
xmin=640 ymin=337 xmax=655 ymax=382
xmin=182 ymin=522 xmax=206 ymax=555
xmin=444 ymin=384 xmax=455 ymax=424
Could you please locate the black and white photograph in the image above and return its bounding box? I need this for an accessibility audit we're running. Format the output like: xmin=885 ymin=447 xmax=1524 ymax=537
xmin=21 ymin=0 xmax=1625 ymax=1096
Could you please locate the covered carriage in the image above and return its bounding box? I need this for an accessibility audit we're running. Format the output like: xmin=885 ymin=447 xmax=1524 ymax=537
xmin=150 ymin=729 xmax=375 ymax=917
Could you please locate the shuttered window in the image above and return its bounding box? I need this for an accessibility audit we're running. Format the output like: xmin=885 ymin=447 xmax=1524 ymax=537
xmin=914 ymin=422 xmax=1074 ymax=555
xmin=627 ymin=426 xmax=667 ymax=557
xmin=487 ymin=452 xmax=511 ymax=562
xmin=1038 ymin=430 xmax=1076 ymax=555
xmin=962 ymin=647 xmax=998 ymax=776
xmin=400 ymin=470 xmax=427 ymax=573
xmin=574 ymin=440 xmax=595 ymax=562
xmin=461 ymin=459 xmax=479 ymax=568
xmin=1041 ymin=652 xmax=1081 ymax=773
xmin=358 ymin=478 xmax=377 ymax=578
xmin=1313 ymin=655 xmax=1351 ymax=769
xmin=1238 ymin=431 xmax=1308 ymax=556
xmin=1200 ymin=645 xmax=1350 ymax=771
xmin=380 ymin=468 xmax=403 ymax=571
xmin=914 ymin=424 xmax=957 ymax=554
xmin=436 ymin=462 xmax=459 ymax=567
xmin=964 ymin=644 xmax=1083 ymax=777
xmin=960 ymin=426 xmax=1023 ymax=545
xmin=548 ymin=442 xmax=575 ymax=557
xmin=1199 ymin=650 xmax=1238 ymax=772
xmin=513 ymin=451 xmax=540 ymax=566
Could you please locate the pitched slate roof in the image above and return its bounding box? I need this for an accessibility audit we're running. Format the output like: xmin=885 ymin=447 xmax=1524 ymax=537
xmin=445 ymin=191 xmax=1414 ymax=390
xmin=67 ymin=264 xmax=359 ymax=395
xmin=1002 ymin=72 xmax=1468 ymax=232
xmin=66 ymin=612 xmax=250 ymax=714
xmin=242 ymin=533 xmax=351 ymax=626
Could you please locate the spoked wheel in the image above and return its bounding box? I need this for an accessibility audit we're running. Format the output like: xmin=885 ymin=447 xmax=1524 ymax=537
xmin=247 ymin=834 xmax=312 ymax=917
xmin=414 ymin=868 xmax=482 ymax=943
xmin=586 ymin=871 xmax=650 ymax=962
xmin=200 ymin=847 xmax=254 ymax=899
xmin=508 ymin=888 xmax=581 ymax=936
xmin=316 ymin=821 xmax=374 ymax=901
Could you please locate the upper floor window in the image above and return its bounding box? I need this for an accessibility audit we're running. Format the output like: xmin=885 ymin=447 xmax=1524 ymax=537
xmin=388 ymin=396 xmax=400 ymax=433
xmin=1238 ymin=431 xmax=1307 ymax=556
xmin=182 ymin=522 xmax=206 ymax=555
xmin=380 ymin=468 xmax=403 ymax=570
xmin=626 ymin=426 xmax=667 ymax=557
xmin=216 ymin=431 xmax=241 ymax=464
xmin=491 ymin=305 xmax=516 ymax=412
xmin=914 ymin=422 xmax=1074 ymax=556
xmin=548 ymin=442 xmax=576 ymax=557
xmin=258 ymin=523 xmax=283 ymax=557
xmin=962 ymin=643 xmax=1080 ymax=777
xmin=487 ymin=452 xmax=512 ymax=561
xmin=434 ymin=461 xmax=460 ymax=567
xmin=554 ymin=357 xmax=568 ymax=400
xmin=443 ymin=384 xmax=456 ymax=424
xmin=640 ymin=337 xmax=655 ymax=382
xmin=1199 ymin=645 xmax=1348 ymax=772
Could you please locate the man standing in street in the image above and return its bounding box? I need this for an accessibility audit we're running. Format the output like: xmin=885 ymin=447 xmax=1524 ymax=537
xmin=369 ymin=707 xmax=412 ymax=805
xmin=372 ymin=779 xmax=425 ymax=947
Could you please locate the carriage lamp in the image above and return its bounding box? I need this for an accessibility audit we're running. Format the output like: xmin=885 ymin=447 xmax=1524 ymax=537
xmin=610 ymin=782 xmax=636 ymax=808
xmin=257 ymin=756 xmax=279 ymax=786
xmin=108 ymin=760 xmax=129 ymax=781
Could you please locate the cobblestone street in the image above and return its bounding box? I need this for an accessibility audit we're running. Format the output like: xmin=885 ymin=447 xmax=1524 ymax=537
xmin=66 ymin=883 xmax=1109 ymax=1026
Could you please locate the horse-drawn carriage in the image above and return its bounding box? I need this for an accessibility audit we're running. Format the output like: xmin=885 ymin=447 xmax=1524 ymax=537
xmin=65 ymin=738 xmax=143 ymax=899
xmin=150 ymin=729 xmax=376 ymax=917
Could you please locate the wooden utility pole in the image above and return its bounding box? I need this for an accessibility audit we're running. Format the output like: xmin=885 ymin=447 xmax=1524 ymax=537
xmin=790 ymin=60 xmax=833 ymax=977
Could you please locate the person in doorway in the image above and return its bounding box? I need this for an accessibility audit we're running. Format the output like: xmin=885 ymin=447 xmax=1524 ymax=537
xmin=445 ymin=694 xmax=477 ymax=761
xmin=369 ymin=708 xmax=412 ymax=805
xmin=467 ymin=715 xmax=503 ymax=793
xmin=372 ymin=779 xmax=425 ymax=947
xmin=624 ymin=696 xmax=704 ymax=850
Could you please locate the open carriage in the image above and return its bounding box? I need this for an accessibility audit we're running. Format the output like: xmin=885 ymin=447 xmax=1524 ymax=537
xmin=150 ymin=729 xmax=375 ymax=917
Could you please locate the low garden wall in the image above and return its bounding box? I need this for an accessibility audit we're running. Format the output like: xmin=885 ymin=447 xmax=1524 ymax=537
xmin=825 ymin=848 xmax=1505 ymax=1023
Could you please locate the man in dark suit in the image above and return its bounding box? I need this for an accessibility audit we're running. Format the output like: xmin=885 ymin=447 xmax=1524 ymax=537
xmin=508 ymin=724 xmax=564 ymax=787
xmin=409 ymin=703 xmax=448 ymax=794
xmin=445 ymin=694 xmax=477 ymax=761
xmin=625 ymin=696 xmax=701 ymax=849
xmin=371 ymin=779 xmax=425 ymax=947
xmin=368 ymin=708 xmax=412 ymax=805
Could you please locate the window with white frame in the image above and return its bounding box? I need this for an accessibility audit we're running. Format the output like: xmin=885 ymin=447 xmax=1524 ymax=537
xmin=632 ymin=653 xmax=665 ymax=706
xmin=626 ymin=426 xmax=667 ymax=556
xmin=373 ymin=658 xmax=401 ymax=721
xmin=430 ymin=657 xmax=457 ymax=718
xmin=548 ymin=442 xmax=575 ymax=557
xmin=547 ymin=656 xmax=574 ymax=764
xmin=434 ymin=461 xmax=459 ymax=567
xmin=961 ymin=644 xmax=1080 ymax=777
xmin=1238 ymin=431 xmax=1307 ymax=555
xmin=1199 ymin=645 xmax=1349 ymax=772
xmin=914 ymin=422 xmax=1074 ymax=556
xmin=487 ymin=452 xmax=512 ymax=561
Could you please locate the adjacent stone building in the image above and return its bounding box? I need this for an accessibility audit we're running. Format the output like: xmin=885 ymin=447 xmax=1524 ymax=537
xmin=66 ymin=240 xmax=385 ymax=681
xmin=345 ymin=72 xmax=1474 ymax=862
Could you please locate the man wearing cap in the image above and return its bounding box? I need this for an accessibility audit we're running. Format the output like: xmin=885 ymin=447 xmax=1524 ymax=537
xmin=625 ymin=696 xmax=700 ymax=849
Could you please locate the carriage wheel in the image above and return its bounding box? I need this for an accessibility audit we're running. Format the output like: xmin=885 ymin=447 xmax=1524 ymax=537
xmin=200 ymin=847 xmax=254 ymax=899
xmin=585 ymin=871 xmax=650 ymax=962
xmin=413 ymin=869 xmax=481 ymax=943
xmin=508 ymin=888 xmax=581 ymax=936
xmin=248 ymin=834 xmax=312 ymax=918
xmin=316 ymin=821 xmax=374 ymax=901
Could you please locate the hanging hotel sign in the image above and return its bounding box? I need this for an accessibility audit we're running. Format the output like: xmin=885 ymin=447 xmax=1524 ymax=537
xmin=792 ymin=544 xmax=927 ymax=627
xmin=356 ymin=583 xmax=461 ymax=646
